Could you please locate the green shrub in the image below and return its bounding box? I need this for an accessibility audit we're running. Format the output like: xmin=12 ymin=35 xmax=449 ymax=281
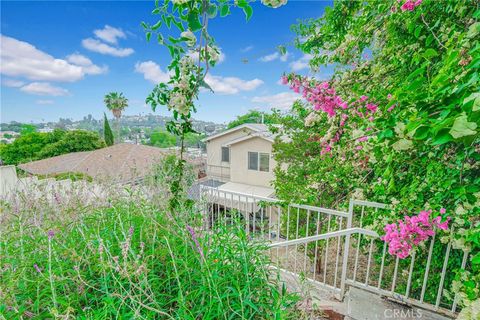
xmin=0 ymin=190 xmax=299 ymax=319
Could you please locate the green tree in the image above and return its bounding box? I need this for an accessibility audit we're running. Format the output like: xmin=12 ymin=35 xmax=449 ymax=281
xmin=20 ymin=124 xmax=37 ymax=135
xmin=104 ymin=92 xmax=128 ymax=143
xmin=37 ymin=130 xmax=105 ymax=159
xmin=103 ymin=113 xmax=114 ymax=146
xmin=149 ymin=130 xmax=177 ymax=148
xmin=0 ymin=130 xmax=105 ymax=165
xmin=184 ymin=132 xmax=206 ymax=148
xmin=227 ymin=110 xmax=277 ymax=129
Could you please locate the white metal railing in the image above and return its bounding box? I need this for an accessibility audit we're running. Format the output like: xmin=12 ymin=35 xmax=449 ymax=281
xmin=205 ymin=164 xmax=230 ymax=182
xmin=199 ymin=187 xmax=468 ymax=319
xmin=344 ymin=200 xmax=471 ymax=318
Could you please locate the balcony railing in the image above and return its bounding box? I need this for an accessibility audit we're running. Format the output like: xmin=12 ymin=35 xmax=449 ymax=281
xmin=199 ymin=186 xmax=471 ymax=319
xmin=205 ymin=164 xmax=230 ymax=182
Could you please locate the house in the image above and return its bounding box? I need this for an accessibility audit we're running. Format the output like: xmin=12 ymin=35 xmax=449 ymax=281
xmin=18 ymin=143 xmax=169 ymax=184
xmin=202 ymin=123 xmax=277 ymax=198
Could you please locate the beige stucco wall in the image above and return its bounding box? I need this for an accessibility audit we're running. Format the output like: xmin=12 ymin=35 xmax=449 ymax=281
xmin=229 ymin=137 xmax=276 ymax=187
xmin=206 ymin=128 xmax=255 ymax=179
xmin=0 ymin=165 xmax=18 ymax=197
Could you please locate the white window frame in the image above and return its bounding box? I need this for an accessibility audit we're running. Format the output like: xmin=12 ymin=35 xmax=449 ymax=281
xmin=221 ymin=146 xmax=230 ymax=163
xmin=248 ymin=151 xmax=270 ymax=172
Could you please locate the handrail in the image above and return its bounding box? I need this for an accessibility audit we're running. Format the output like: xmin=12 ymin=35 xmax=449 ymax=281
xmin=268 ymin=228 xmax=379 ymax=248
xmin=200 ymin=185 xmax=279 ymax=202
xmin=350 ymin=199 xmax=387 ymax=209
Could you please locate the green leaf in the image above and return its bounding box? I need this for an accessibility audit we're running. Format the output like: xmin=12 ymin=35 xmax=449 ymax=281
xmin=151 ymin=20 xmax=162 ymax=31
xmin=237 ymin=0 xmax=253 ymax=21
xmin=146 ymin=32 xmax=151 ymax=42
xmin=467 ymin=22 xmax=480 ymax=39
xmin=407 ymin=66 xmax=425 ymax=81
xmin=432 ymin=129 xmax=453 ymax=145
xmin=449 ymin=112 xmax=477 ymax=139
xmin=187 ymin=12 xmax=203 ymax=31
xmin=207 ymin=3 xmax=217 ymax=18
xmin=423 ymin=48 xmax=438 ymax=59
xmin=413 ymin=126 xmax=429 ymax=140
xmin=414 ymin=25 xmax=422 ymax=38
xmin=392 ymin=139 xmax=413 ymax=151
xmin=464 ymin=92 xmax=480 ymax=112
xmin=220 ymin=4 xmax=230 ymax=17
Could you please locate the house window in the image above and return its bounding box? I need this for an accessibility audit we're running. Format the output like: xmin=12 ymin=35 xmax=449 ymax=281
xmin=248 ymin=152 xmax=258 ymax=170
xmin=248 ymin=152 xmax=270 ymax=172
xmin=221 ymin=147 xmax=230 ymax=162
xmin=259 ymin=153 xmax=270 ymax=172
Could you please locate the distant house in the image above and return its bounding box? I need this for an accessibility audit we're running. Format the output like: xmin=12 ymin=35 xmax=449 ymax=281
xmin=18 ymin=143 xmax=169 ymax=184
xmin=202 ymin=123 xmax=277 ymax=198
xmin=0 ymin=131 xmax=19 ymax=144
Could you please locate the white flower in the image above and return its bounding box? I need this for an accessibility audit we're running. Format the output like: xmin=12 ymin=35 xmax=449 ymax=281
xmin=180 ymin=30 xmax=196 ymax=47
xmin=457 ymin=298 xmax=480 ymax=320
xmin=169 ymin=91 xmax=189 ymax=115
xmin=201 ymin=45 xmax=220 ymax=64
xmin=261 ymin=0 xmax=287 ymax=9
xmin=304 ymin=112 xmax=320 ymax=127
xmin=172 ymin=0 xmax=189 ymax=5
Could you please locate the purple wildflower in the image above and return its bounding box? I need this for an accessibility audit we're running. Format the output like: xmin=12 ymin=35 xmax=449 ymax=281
xmin=186 ymin=225 xmax=204 ymax=259
xmin=47 ymin=230 xmax=55 ymax=239
xmin=33 ymin=264 xmax=42 ymax=273
xmin=128 ymin=226 xmax=134 ymax=236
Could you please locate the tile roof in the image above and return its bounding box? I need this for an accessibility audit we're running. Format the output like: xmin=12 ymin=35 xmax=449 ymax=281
xmin=18 ymin=143 xmax=169 ymax=183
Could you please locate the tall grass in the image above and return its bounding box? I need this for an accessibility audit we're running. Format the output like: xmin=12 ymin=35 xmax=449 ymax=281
xmin=0 ymin=176 xmax=300 ymax=319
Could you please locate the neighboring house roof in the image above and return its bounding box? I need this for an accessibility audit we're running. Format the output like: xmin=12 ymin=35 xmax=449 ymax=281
xmin=222 ymin=132 xmax=275 ymax=147
xmin=203 ymin=123 xmax=270 ymax=142
xmin=18 ymin=143 xmax=169 ymax=183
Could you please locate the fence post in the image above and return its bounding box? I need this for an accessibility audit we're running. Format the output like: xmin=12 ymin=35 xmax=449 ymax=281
xmin=340 ymin=199 xmax=354 ymax=299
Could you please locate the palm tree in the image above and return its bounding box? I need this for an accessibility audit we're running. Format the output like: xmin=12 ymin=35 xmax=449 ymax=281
xmin=104 ymin=92 xmax=128 ymax=143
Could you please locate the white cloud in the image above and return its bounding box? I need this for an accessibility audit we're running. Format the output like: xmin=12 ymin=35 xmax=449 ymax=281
xmin=259 ymin=52 xmax=289 ymax=63
xmin=93 ymin=25 xmax=126 ymax=45
xmin=241 ymin=45 xmax=253 ymax=53
xmin=82 ymin=38 xmax=134 ymax=57
xmin=2 ymin=78 xmax=25 ymax=87
xmin=135 ymin=60 xmax=262 ymax=95
xmin=66 ymin=53 xmax=108 ymax=75
xmin=251 ymin=92 xmax=301 ymax=109
xmin=0 ymin=35 xmax=106 ymax=83
xmin=36 ymin=99 xmax=54 ymax=105
xmin=20 ymin=82 xmax=69 ymax=96
xmin=1 ymin=35 xmax=82 ymax=82
xmin=289 ymin=54 xmax=313 ymax=71
xmin=204 ymin=74 xmax=263 ymax=95
xmin=134 ymin=61 xmax=171 ymax=83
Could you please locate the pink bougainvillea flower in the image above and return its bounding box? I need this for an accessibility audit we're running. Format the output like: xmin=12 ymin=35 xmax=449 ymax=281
xmin=387 ymin=94 xmax=393 ymax=100
xmin=382 ymin=208 xmax=450 ymax=259
xmin=400 ymin=0 xmax=422 ymax=12
xmin=387 ymin=104 xmax=396 ymax=112
xmin=357 ymin=136 xmax=369 ymax=142
xmin=366 ymin=103 xmax=378 ymax=113
xmin=360 ymin=95 xmax=368 ymax=102
xmin=440 ymin=208 xmax=446 ymax=214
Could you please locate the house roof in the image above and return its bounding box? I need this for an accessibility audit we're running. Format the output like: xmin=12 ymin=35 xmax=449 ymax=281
xmin=18 ymin=143 xmax=169 ymax=183
xmin=203 ymin=123 xmax=270 ymax=142
xmin=222 ymin=132 xmax=275 ymax=147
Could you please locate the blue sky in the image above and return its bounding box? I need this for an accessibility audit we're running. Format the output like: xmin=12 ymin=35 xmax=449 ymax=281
xmin=1 ymin=1 xmax=333 ymax=124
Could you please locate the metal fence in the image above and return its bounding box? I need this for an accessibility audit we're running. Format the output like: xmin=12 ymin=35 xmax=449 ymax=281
xmin=199 ymin=186 xmax=470 ymax=318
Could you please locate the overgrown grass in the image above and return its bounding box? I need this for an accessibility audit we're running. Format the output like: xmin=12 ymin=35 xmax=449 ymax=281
xmin=0 ymin=183 xmax=300 ymax=319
